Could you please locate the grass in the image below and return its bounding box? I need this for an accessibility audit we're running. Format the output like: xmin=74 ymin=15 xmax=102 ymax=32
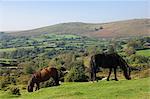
xmin=136 ymin=49 xmax=150 ymax=57
xmin=0 ymin=48 xmax=16 ymax=52
xmin=0 ymin=77 xmax=149 ymax=99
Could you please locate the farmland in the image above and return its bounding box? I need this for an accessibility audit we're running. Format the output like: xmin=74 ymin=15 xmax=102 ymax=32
xmin=0 ymin=33 xmax=149 ymax=99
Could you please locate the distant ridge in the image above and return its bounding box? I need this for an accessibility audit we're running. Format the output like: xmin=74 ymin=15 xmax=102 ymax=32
xmin=7 ymin=18 xmax=150 ymax=38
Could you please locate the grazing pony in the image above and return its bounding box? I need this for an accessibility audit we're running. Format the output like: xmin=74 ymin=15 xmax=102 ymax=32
xmin=89 ymin=53 xmax=131 ymax=82
xmin=27 ymin=67 xmax=59 ymax=92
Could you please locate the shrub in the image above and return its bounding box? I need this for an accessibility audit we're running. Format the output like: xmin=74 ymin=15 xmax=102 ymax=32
xmin=20 ymin=62 xmax=36 ymax=74
xmin=10 ymin=87 xmax=21 ymax=95
xmin=124 ymin=47 xmax=136 ymax=56
xmin=0 ymin=76 xmax=17 ymax=90
xmin=64 ymin=60 xmax=88 ymax=82
xmin=129 ymin=54 xmax=149 ymax=64
xmin=24 ymin=65 xmax=35 ymax=74
xmin=0 ymin=68 xmax=10 ymax=76
xmin=0 ymin=80 xmax=7 ymax=90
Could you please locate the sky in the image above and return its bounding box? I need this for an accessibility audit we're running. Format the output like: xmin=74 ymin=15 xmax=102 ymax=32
xmin=0 ymin=0 xmax=149 ymax=31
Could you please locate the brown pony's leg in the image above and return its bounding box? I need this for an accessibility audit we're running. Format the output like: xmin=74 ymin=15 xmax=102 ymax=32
xmin=107 ymin=68 xmax=112 ymax=81
xmin=114 ymin=68 xmax=118 ymax=81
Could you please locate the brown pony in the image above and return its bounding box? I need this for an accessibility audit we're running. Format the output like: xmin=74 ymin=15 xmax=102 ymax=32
xmin=90 ymin=53 xmax=131 ymax=82
xmin=27 ymin=67 xmax=59 ymax=92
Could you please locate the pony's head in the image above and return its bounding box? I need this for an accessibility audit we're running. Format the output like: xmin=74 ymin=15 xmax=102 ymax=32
xmin=27 ymin=75 xmax=36 ymax=92
xmin=119 ymin=56 xmax=131 ymax=80
xmin=123 ymin=66 xmax=131 ymax=80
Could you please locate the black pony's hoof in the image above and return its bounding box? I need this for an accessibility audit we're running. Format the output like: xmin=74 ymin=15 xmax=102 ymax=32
xmin=107 ymin=79 xmax=109 ymax=81
xmin=111 ymin=78 xmax=118 ymax=81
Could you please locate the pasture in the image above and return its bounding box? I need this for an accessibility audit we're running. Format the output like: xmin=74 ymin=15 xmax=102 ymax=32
xmin=137 ymin=49 xmax=150 ymax=57
xmin=0 ymin=77 xmax=149 ymax=99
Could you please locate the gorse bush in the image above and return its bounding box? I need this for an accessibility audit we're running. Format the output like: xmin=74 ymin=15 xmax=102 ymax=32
xmin=24 ymin=65 xmax=35 ymax=74
xmin=129 ymin=54 xmax=149 ymax=64
xmin=64 ymin=60 xmax=88 ymax=82
xmin=0 ymin=80 xmax=7 ymax=90
xmin=124 ymin=47 xmax=136 ymax=56
xmin=0 ymin=76 xmax=17 ymax=90
xmin=10 ymin=87 xmax=21 ymax=95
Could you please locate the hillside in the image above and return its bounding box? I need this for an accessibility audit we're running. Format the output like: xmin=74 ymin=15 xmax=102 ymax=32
xmin=0 ymin=77 xmax=149 ymax=99
xmin=7 ymin=18 xmax=150 ymax=38
xmin=6 ymin=19 xmax=150 ymax=38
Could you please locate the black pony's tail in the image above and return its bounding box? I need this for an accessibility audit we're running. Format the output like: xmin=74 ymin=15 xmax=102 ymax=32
xmin=90 ymin=56 xmax=95 ymax=72
xmin=89 ymin=55 xmax=96 ymax=81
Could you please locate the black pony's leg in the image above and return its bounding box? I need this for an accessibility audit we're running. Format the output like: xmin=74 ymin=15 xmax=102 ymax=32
xmin=114 ymin=68 xmax=118 ymax=81
xmin=93 ymin=69 xmax=98 ymax=82
xmin=92 ymin=72 xmax=95 ymax=81
xmin=55 ymin=76 xmax=59 ymax=85
xmin=53 ymin=75 xmax=59 ymax=86
xmin=93 ymin=72 xmax=96 ymax=82
xmin=35 ymin=82 xmax=40 ymax=91
xmin=107 ymin=68 xmax=112 ymax=81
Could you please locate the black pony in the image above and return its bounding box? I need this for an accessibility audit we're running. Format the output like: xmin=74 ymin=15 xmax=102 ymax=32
xmin=89 ymin=53 xmax=131 ymax=81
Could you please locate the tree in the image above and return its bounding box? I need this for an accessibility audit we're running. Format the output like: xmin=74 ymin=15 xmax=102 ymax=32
xmin=87 ymin=45 xmax=103 ymax=55
xmin=127 ymin=40 xmax=143 ymax=50
xmin=107 ymin=44 xmax=116 ymax=54
xmin=64 ymin=60 xmax=88 ymax=82
xmin=124 ymin=47 xmax=136 ymax=56
xmin=21 ymin=62 xmax=36 ymax=74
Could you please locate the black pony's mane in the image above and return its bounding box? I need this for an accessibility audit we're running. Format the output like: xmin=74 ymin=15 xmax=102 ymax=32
xmin=115 ymin=54 xmax=129 ymax=69
xmin=114 ymin=53 xmax=131 ymax=79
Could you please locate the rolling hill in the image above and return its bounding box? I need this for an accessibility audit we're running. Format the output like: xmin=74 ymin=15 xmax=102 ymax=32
xmin=6 ymin=18 xmax=150 ymax=38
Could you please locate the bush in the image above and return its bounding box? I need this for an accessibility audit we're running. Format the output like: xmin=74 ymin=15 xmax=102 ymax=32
xmin=40 ymin=78 xmax=56 ymax=88
xmin=64 ymin=60 xmax=88 ymax=82
xmin=24 ymin=65 xmax=35 ymax=74
xmin=129 ymin=54 xmax=149 ymax=64
xmin=20 ymin=62 xmax=36 ymax=74
xmin=124 ymin=47 xmax=136 ymax=56
xmin=0 ymin=76 xmax=17 ymax=91
xmin=0 ymin=68 xmax=10 ymax=76
xmin=0 ymin=80 xmax=7 ymax=90
xmin=10 ymin=87 xmax=21 ymax=95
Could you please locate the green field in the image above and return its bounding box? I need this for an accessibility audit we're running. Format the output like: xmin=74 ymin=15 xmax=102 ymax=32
xmin=0 ymin=77 xmax=149 ymax=99
xmin=137 ymin=49 xmax=150 ymax=57
xmin=0 ymin=48 xmax=16 ymax=52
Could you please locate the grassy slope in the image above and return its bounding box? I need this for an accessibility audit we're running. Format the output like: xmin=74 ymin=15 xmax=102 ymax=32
xmin=0 ymin=77 xmax=150 ymax=99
